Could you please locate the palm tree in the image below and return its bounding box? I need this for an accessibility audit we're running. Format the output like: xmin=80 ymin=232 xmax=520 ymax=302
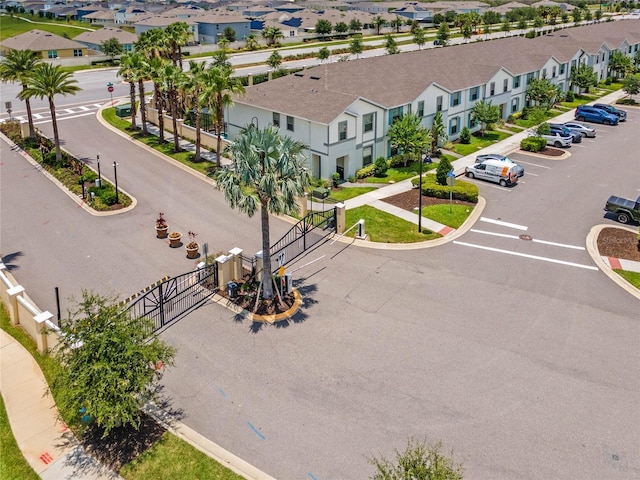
xmin=182 ymin=61 xmax=207 ymax=161
xmin=201 ymin=65 xmax=245 ymax=167
xmin=117 ymin=53 xmax=138 ymax=130
xmin=162 ymin=62 xmax=185 ymax=152
xmin=20 ymin=63 xmax=80 ymax=162
xmin=130 ymin=52 xmax=149 ymax=135
xmin=262 ymin=26 xmax=283 ymax=46
xmin=147 ymin=57 xmax=170 ymax=143
xmin=372 ymin=15 xmax=385 ymax=35
xmin=0 ymin=49 xmax=42 ymax=138
xmin=165 ymin=22 xmax=192 ymax=70
xmin=214 ymin=125 xmax=310 ymax=301
xmin=245 ymin=33 xmax=259 ymax=51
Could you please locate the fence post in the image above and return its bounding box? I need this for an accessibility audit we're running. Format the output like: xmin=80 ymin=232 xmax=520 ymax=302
xmin=7 ymin=285 xmax=25 ymax=326
xmin=158 ymin=282 xmax=165 ymax=329
xmin=335 ymin=202 xmax=346 ymax=234
xmin=228 ymin=247 xmax=243 ymax=281
xmin=33 ymin=311 xmax=53 ymax=354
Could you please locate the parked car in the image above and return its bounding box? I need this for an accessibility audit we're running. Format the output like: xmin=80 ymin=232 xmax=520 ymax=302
xmin=592 ymin=103 xmax=627 ymax=122
xmin=465 ymin=159 xmax=519 ymax=187
xmin=604 ymin=195 xmax=640 ymax=224
xmin=536 ymin=130 xmax=573 ymax=148
xmin=574 ymin=105 xmax=619 ymax=125
xmin=476 ymin=153 xmax=524 ymax=177
xmin=549 ymin=124 xmax=582 ymax=143
xmin=562 ymin=121 xmax=596 ymax=138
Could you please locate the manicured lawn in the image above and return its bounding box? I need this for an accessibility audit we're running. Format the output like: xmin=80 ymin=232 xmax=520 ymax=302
xmin=329 ymin=186 xmax=376 ymax=202
xmin=451 ymin=130 xmax=511 ymax=156
xmin=345 ymin=205 xmax=441 ymax=243
xmin=614 ymin=270 xmax=640 ymax=290
xmin=419 ymin=203 xmax=474 ymax=229
xmin=514 ymin=111 xmax=556 ymax=128
xmin=0 ymin=391 xmax=40 ymax=480
xmin=505 ymin=125 xmax=525 ymax=133
xmin=360 ymin=160 xmax=438 ymax=184
xmin=558 ymin=95 xmax=598 ymax=109
xmin=0 ymin=14 xmax=95 ymax=40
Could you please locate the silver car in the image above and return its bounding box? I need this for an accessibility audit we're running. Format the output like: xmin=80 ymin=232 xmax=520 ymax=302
xmin=562 ymin=121 xmax=596 ymax=138
xmin=535 ymin=131 xmax=573 ymax=148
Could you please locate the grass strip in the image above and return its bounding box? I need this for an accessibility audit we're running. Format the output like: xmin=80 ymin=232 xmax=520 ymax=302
xmin=419 ymin=203 xmax=474 ymax=229
xmin=614 ymin=269 xmax=640 ymax=289
xmin=345 ymin=205 xmax=441 ymax=243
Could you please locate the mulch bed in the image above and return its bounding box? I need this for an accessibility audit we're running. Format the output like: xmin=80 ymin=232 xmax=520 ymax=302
xmin=382 ymin=190 xmax=476 ymax=212
xmin=218 ymin=278 xmax=296 ymax=316
xmin=597 ymin=227 xmax=640 ymax=262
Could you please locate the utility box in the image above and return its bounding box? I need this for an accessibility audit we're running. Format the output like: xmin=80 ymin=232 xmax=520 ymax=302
xmin=227 ymin=281 xmax=238 ymax=299
xmin=115 ymin=105 xmax=132 ymax=118
xmin=312 ymin=187 xmax=330 ymax=199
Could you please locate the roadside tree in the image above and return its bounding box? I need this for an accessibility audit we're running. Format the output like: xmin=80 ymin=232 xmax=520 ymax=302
xmin=267 ymin=50 xmax=283 ymax=70
xmin=262 ymin=26 xmax=283 ymax=46
xmin=372 ymin=15 xmax=386 ymax=35
xmin=165 ymin=21 xmax=191 ymax=70
xmin=101 ymin=37 xmax=124 ymax=63
xmin=334 ymin=21 xmax=348 ymax=36
xmin=413 ymin=27 xmax=426 ymax=50
xmin=349 ymin=19 xmax=362 ymax=34
xmin=622 ymin=74 xmax=640 ymax=100
xmin=0 ymin=49 xmax=41 ymax=138
xmin=436 ymin=22 xmax=451 ymax=46
xmin=317 ymin=46 xmax=330 ymax=62
xmin=385 ymin=34 xmax=399 ymax=55
xmin=436 ymin=156 xmax=454 ymax=186
xmin=181 ymin=61 xmax=207 ymax=161
xmin=117 ymin=53 xmax=138 ymax=130
xmin=315 ymin=19 xmax=333 ymax=38
xmin=350 ymin=35 xmax=364 ymax=58
xmin=245 ymin=33 xmax=259 ymax=51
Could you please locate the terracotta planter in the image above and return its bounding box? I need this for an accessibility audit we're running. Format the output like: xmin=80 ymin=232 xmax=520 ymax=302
xmin=168 ymin=233 xmax=182 ymax=248
xmin=186 ymin=243 xmax=200 ymax=259
xmin=156 ymin=226 xmax=168 ymax=239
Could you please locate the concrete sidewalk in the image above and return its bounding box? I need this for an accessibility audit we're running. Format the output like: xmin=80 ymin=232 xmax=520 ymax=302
xmin=0 ymin=329 xmax=122 ymax=480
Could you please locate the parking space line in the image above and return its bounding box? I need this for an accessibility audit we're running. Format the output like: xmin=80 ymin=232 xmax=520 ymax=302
xmin=480 ymin=217 xmax=528 ymax=230
xmin=523 ymin=172 xmax=538 ymax=176
xmin=514 ymin=160 xmax=551 ymax=169
xmin=470 ymin=229 xmax=585 ymax=250
xmin=453 ymin=241 xmax=598 ymax=270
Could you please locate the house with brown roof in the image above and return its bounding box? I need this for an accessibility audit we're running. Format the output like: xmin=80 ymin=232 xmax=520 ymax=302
xmin=0 ymin=29 xmax=88 ymax=59
xmin=227 ymin=20 xmax=640 ymax=180
xmin=74 ymin=27 xmax=139 ymax=53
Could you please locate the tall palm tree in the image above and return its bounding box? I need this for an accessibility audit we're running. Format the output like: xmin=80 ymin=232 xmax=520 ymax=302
xmin=147 ymin=57 xmax=169 ymax=143
xmin=117 ymin=53 xmax=138 ymax=130
xmin=245 ymin=33 xmax=259 ymax=51
xmin=214 ymin=125 xmax=310 ymax=300
xmin=162 ymin=62 xmax=184 ymax=152
xmin=0 ymin=49 xmax=42 ymax=138
xmin=201 ymin=65 xmax=245 ymax=167
xmin=165 ymin=21 xmax=192 ymax=70
xmin=372 ymin=15 xmax=385 ymax=35
xmin=182 ymin=60 xmax=207 ymax=161
xmin=130 ymin=52 xmax=149 ymax=135
xmin=261 ymin=26 xmax=283 ymax=46
xmin=20 ymin=63 xmax=80 ymax=162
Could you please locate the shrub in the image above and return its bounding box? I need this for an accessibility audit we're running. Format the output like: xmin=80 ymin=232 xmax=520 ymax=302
xmin=507 ymin=111 xmax=522 ymax=123
xmin=564 ymin=90 xmax=575 ymax=102
xmin=459 ymin=126 xmax=471 ymax=144
xmin=356 ymin=164 xmax=376 ymax=179
xmin=520 ymin=136 xmax=546 ymax=152
xmin=389 ymin=153 xmax=415 ymax=168
xmin=435 ymin=156 xmax=453 ymax=186
xmin=605 ymin=77 xmax=612 ymax=85
xmin=373 ymin=156 xmax=389 ymax=177
xmin=98 ymin=188 xmax=118 ymax=206
xmin=412 ymin=174 xmax=478 ymax=203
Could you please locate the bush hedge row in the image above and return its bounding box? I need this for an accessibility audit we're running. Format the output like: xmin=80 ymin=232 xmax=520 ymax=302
xmin=520 ymin=136 xmax=546 ymax=152
xmin=411 ymin=173 xmax=479 ymax=203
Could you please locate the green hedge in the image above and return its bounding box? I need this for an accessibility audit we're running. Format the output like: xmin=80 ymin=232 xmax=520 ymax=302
xmin=355 ymin=164 xmax=375 ymax=179
xmin=412 ymin=173 xmax=478 ymax=203
xmin=520 ymin=136 xmax=546 ymax=152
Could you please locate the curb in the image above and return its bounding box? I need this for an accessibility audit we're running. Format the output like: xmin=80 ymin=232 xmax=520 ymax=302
xmin=514 ymin=147 xmax=571 ymax=161
xmin=586 ymin=224 xmax=640 ymax=301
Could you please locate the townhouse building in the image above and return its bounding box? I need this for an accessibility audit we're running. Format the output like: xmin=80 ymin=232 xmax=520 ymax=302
xmin=227 ymin=20 xmax=640 ymax=181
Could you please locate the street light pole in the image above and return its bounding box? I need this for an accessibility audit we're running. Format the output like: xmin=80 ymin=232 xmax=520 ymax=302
xmin=113 ymin=161 xmax=119 ymax=204
xmin=96 ymin=153 xmax=101 ymax=187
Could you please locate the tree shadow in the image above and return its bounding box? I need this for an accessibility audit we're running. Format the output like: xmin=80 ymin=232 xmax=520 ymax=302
xmin=1 ymin=251 xmax=24 ymax=271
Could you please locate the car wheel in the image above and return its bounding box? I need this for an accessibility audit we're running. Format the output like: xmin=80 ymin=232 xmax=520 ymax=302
xmin=577 ymin=116 xmax=585 ymax=121
xmin=617 ymin=212 xmax=630 ymax=224
xmin=554 ymin=141 xmax=562 ymax=147
xmin=466 ymin=171 xmax=475 ymax=179
xmin=499 ymin=179 xmax=507 ymax=187
xmin=603 ymin=120 xmax=611 ymax=125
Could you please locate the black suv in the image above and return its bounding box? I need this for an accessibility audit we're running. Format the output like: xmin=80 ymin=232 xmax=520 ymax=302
xmin=592 ymin=104 xmax=627 ymax=122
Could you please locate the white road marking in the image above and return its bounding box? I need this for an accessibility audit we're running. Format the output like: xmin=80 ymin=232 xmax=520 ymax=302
xmin=479 ymin=217 xmax=528 ymax=231
xmin=523 ymin=172 xmax=538 ymax=176
xmin=33 ymin=111 xmax=96 ymax=124
xmin=470 ymin=229 xmax=585 ymax=250
xmin=78 ymin=106 xmax=90 ymax=111
xmin=453 ymin=241 xmax=598 ymax=270
xmin=33 ymin=113 xmax=44 ymax=119
xmin=64 ymin=108 xmax=75 ymax=114
xmin=512 ymin=159 xmax=551 ymax=169
xmin=93 ymin=103 xmax=103 ymax=108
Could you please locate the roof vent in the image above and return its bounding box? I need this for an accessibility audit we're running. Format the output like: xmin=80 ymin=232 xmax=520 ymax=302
xmin=310 ymin=75 xmax=320 ymax=80
xmin=294 ymin=72 xmax=304 ymax=77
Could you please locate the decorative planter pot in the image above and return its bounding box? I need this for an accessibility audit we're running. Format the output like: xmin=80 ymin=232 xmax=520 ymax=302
xmin=156 ymin=226 xmax=168 ymax=239
xmin=168 ymin=233 xmax=182 ymax=248
xmin=186 ymin=243 xmax=200 ymax=259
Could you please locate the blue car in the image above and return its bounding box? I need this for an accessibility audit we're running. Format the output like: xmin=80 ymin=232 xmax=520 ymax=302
xmin=575 ymin=105 xmax=619 ymax=125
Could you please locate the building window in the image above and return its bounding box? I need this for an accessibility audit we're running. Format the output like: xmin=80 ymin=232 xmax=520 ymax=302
xmin=449 ymin=117 xmax=459 ymax=135
xmin=560 ymin=63 xmax=566 ymax=75
xmin=469 ymin=87 xmax=479 ymax=101
xmin=363 ymin=113 xmax=374 ymax=133
xmin=417 ymin=101 xmax=424 ymax=117
xmin=436 ymin=96 xmax=443 ymax=112
xmin=362 ymin=145 xmax=373 ymax=166
xmin=489 ymin=82 xmax=495 ymax=96
xmin=338 ymin=121 xmax=347 ymax=141
xmin=542 ymin=68 xmax=547 ymax=78
xmin=513 ymin=75 xmax=521 ymax=88
xmin=273 ymin=112 xmax=280 ymax=127
xmin=286 ymin=115 xmax=294 ymax=132
xmin=511 ymin=97 xmax=519 ymax=113
xmin=468 ymin=113 xmax=477 ymax=128
xmin=48 ymin=50 xmax=58 ymax=58
xmin=450 ymin=92 xmax=461 ymax=107
xmin=389 ymin=107 xmax=402 ymax=124
xmin=503 ymin=78 xmax=508 ymax=93
xmin=73 ymin=49 xmax=83 ymax=57
xmin=526 ymin=73 xmax=535 ymax=84
xmin=552 ymin=66 xmax=557 ymax=78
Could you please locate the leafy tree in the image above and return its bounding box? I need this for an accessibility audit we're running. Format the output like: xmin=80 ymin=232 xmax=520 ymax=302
xmin=334 ymin=21 xmax=348 ymax=35
xmin=501 ymin=20 xmax=511 ymax=35
xmin=350 ymin=34 xmax=364 ymax=58
xmin=409 ymin=20 xmax=420 ymax=34
xmin=482 ymin=10 xmax=501 ymax=25
xmin=317 ymin=46 xmax=330 ymax=62
xmin=387 ymin=113 xmax=430 ymax=166
xmin=349 ymin=18 xmax=362 ymax=34
xmin=372 ymin=15 xmax=386 ymax=35
xmin=211 ymin=48 xmax=232 ymax=69
xmin=570 ymin=63 xmax=598 ymax=93
xmin=262 ymin=26 xmax=283 ymax=46
xmin=214 ymin=126 xmax=310 ymax=300
xmin=0 ymin=49 xmax=41 ymax=138
xmin=445 ymin=10 xmax=457 ymax=23
xmin=413 ymin=27 xmax=426 ymax=50
xmin=101 ymin=37 xmax=124 ymax=63
xmin=609 ymin=51 xmax=634 ymax=78
xmin=526 ymin=77 xmax=562 ymax=111
xmin=561 ymin=13 xmax=569 ymax=23
xmin=634 ymin=50 xmax=640 ymax=71
xmin=431 ymin=111 xmax=447 ymax=153
xmin=20 ymin=63 xmax=80 ymax=162
xmin=385 ymin=34 xmax=399 ymax=55
xmin=459 ymin=126 xmax=471 ymax=144
xmin=471 ymin=100 xmax=501 ymax=136
xmin=573 ymin=9 xmax=582 ymax=23
xmin=315 ymin=19 xmax=333 ymax=38
xmin=369 ymin=438 xmax=463 ymax=480
xmin=433 ymin=13 xmax=445 ymax=25
xmin=584 ymin=9 xmax=593 ymax=21
xmin=51 ymin=291 xmax=176 ymax=437
xmin=117 ymin=53 xmax=138 ymax=130
xmin=622 ymin=74 xmax=640 ymax=99
xmin=518 ymin=18 xmax=527 ymax=30
xmin=436 ymin=22 xmax=450 ymax=46
xmin=533 ymin=16 xmax=544 ymax=28
xmin=436 ymin=156 xmax=454 ymax=186
xmin=222 ymin=26 xmax=236 ymax=42
xmin=373 ymin=156 xmax=389 ymax=176
xmin=594 ymin=9 xmax=603 ymax=21
xmin=267 ymin=50 xmax=283 ymax=70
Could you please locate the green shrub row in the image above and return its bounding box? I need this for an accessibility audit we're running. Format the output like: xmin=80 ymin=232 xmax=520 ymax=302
xmin=520 ymin=136 xmax=546 ymax=152
xmin=355 ymin=163 xmax=376 ymax=179
xmin=412 ymin=173 xmax=479 ymax=203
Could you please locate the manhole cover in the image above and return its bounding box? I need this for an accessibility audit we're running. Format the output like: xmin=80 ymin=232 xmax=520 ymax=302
xmin=520 ymin=234 xmax=532 ymax=241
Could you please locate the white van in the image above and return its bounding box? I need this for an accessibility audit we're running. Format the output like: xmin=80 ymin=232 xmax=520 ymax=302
xmin=465 ymin=159 xmax=519 ymax=187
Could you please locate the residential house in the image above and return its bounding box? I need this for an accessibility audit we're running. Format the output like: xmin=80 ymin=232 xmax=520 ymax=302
xmin=74 ymin=27 xmax=138 ymax=53
xmin=0 ymin=29 xmax=87 ymax=59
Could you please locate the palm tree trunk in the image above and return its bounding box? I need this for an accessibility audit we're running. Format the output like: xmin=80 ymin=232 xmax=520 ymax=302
xmin=155 ymin=84 xmax=165 ymax=143
xmin=49 ymin=96 xmax=61 ymax=162
xmin=138 ymin=80 xmax=148 ymax=135
xmin=170 ymin=89 xmax=180 ymax=152
xmin=216 ymin=93 xmax=223 ymax=167
xmin=129 ymin=81 xmax=137 ymax=130
xmin=260 ymin=198 xmax=274 ymax=299
xmin=194 ymin=108 xmax=201 ymax=162
xmin=22 ymin=83 xmax=35 ymax=138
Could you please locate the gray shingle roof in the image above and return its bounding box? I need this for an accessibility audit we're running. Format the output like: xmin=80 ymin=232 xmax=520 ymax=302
xmin=0 ymin=29 xmax=85 ymax=52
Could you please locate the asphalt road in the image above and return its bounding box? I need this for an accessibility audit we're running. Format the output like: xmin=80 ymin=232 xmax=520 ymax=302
xmin=1 ymin=103 xmax=639 ymax=479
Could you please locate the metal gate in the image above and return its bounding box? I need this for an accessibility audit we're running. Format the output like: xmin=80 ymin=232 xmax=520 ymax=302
xmin=122 ymin=263 xmax=218 ymax=333
xmin=269 ymin=208 xmax=336 ymax=270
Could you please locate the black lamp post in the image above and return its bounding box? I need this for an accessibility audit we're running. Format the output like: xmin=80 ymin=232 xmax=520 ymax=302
xmin=113 ymin=161 xmax=119 ymax=204
xmin=418 ymin=153 xmax=432 ymax=233
xmin=96 ymin=153 xmax=101 ymax=187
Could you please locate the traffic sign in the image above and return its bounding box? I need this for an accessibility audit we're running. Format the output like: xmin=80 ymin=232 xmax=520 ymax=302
xmin=107 ymin=85 xmax=114 ymax=93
